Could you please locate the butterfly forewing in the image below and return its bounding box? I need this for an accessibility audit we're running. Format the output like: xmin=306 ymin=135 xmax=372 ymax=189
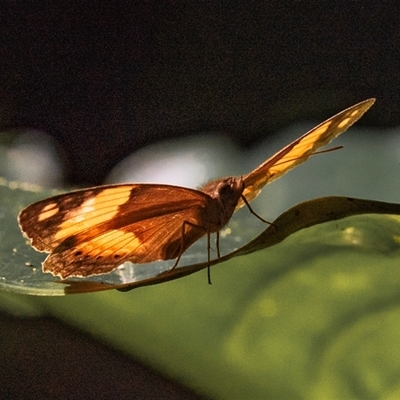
xmin=19 ymin=184 xmax=214 ymax=278
xmin=19 ymin=185 xmax=135 ymax=251
xmin=240 ymin=98 xmax=375 ymax=204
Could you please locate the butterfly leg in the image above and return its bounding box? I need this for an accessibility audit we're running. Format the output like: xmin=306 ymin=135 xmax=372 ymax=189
xmin=169 ymin=220 xmax=207 ymax=271
xmin=241 ymin=194 xmax=275 ymax=226
xmin=169 ymin=220 xmax=219 ymax=284
xmin=216 ymin=231 xmax=221 ymax=258
xmin=207 ymin=231 xmax=220 ymax=284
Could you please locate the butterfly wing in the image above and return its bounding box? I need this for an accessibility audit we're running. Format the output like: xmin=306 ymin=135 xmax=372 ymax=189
xmin=240 ymin=98 xmax=375 ymax=205
xmin=19 ymin=184 xmax=212 ymax=278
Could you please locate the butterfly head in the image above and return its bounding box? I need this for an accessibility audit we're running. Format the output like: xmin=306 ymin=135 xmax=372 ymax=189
xmin=217 ymin=177 xmax=244 ymax=205
xmin=202 ymin=176 xmax=244 ymax=207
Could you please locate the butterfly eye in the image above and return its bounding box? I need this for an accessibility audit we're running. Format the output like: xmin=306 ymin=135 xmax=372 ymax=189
xmin=217 ymin=179 xmax=232 ymax=197
xmin=217 ymin=179 xmax=233 ymax=198
xmin=216 ymin=178 xmax=244 ymax=204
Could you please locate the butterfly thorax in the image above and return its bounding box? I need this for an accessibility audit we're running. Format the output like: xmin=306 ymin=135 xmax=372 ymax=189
xmin=200 ymin=177 xmax=244 ymax=232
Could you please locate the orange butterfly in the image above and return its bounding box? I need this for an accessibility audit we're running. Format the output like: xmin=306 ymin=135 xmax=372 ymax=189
xmin=18 ymin=98 xmax=375 ymax=279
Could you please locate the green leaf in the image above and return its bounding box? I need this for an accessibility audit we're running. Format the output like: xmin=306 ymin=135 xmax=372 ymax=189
xmin=3 ymin=179 xmax=400 ymax=398
xmin=2 ymin=178 xmax=400 ymax=296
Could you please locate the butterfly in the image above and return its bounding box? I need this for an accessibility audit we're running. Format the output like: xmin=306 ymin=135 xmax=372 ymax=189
xmin=18 ymin=98 xmax=375 ymax=280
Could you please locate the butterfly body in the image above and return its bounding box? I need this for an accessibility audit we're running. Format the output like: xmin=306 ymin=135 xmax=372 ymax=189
xmin=18 ymin=98 xmax=375 ymax=279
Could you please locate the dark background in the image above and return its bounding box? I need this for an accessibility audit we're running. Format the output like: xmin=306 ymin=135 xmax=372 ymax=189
xmin=1 ymin=2 xmax=399 ymax=398
xmin=1 ymin=1 xmax=398 ymax=186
